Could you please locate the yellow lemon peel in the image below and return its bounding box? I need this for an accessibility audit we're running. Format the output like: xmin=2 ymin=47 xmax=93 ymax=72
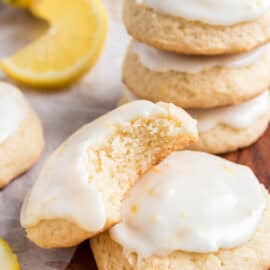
xmin=0 ymin=239 xmax=20 ymax=270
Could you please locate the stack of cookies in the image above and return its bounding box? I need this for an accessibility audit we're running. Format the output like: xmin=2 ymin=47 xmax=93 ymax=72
xmin=120 ymin=0 xmax=270 ymax=154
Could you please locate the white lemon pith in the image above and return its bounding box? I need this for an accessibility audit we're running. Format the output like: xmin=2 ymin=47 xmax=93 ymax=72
xmin=1 ymin=0 xmax=108 ymax=87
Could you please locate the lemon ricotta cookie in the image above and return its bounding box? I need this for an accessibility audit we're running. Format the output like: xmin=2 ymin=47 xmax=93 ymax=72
xmin=123 ymin=0 xmax=270 ymax=55
xmin=20 ymin=100 xmax=197 ymax=248
xmin=189 ymin=91 xmax=270 ymax=153
xmin=123 ymin=41 xmax=270 ymax=108
xmin=0 ymin=82 xmax=44 ymax=188
xmin=119 ymin=89 xmax=270 ymax=154
xmin=91 ymin=151 xmax=270 ymax=270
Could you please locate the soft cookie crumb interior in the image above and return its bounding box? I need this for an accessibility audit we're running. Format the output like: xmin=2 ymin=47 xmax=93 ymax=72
xmin=89 ymin=116 xmax=189 ymax=224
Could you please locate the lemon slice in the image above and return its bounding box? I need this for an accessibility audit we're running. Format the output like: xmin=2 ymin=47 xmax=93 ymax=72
xmin=1 ymin=0 xmax=108 ymax=87
xmin=0 ymin=239 xmax=20 ymax=270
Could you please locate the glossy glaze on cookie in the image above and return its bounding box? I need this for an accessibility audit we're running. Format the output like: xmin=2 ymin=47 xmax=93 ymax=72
xmin=111 ymin=151 xmax=266 ymax=255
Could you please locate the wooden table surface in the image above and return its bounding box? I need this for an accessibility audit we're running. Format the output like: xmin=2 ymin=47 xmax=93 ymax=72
xmin=67 ymin=126 xmax=270 ymax=270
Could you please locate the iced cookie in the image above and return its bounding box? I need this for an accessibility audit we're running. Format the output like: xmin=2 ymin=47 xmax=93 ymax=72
xmin=123 ymin=41 xmax=270 ymax=108
xmin=189 ymin=91 xmax=270 ymax=153
xmin=123 ymin=0 xmax=270 ymax=55
xmin=91 ymin=151 xmax=270 ymax=270
xmin=20 ymin=100 xmax=197 ymax=248
xmin=0 ymin=82 xmax=44 ymax=188
xmin=119 ymin=89 xmax=270 ymax=154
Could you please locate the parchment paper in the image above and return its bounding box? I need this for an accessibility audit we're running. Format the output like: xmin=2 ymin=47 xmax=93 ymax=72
xmin=0 ymin=1 xmax=129 ymax=269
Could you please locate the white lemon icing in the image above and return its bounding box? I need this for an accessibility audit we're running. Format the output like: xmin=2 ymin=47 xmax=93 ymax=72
xmin=0 ymin=82 xmax=28 ymax=144
xmin=190 ymin=91 xmax=270 ymax=132
xmin=111 ymin=151 xmax=266 ymax=255
xmin=20 ymin=100 xmax=196 ymax=231
xmin=131 ymin=41 xmax=269 ymax=74
xmin=122 ymin=87 xmax=270 ymax=131
xmin=136 ymin=0 xmax=270 ymax=25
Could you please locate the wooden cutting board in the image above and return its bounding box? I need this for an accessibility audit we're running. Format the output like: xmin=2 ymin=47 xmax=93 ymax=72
xmin=66 ymin=126 xmax=270 ymax=270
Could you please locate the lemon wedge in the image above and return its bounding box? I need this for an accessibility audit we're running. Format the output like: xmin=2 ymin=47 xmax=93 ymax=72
xmin=1 ymin=0 xmax=108 ymax=87
xmin=0 ymin=239 xmax=20 ymax=270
